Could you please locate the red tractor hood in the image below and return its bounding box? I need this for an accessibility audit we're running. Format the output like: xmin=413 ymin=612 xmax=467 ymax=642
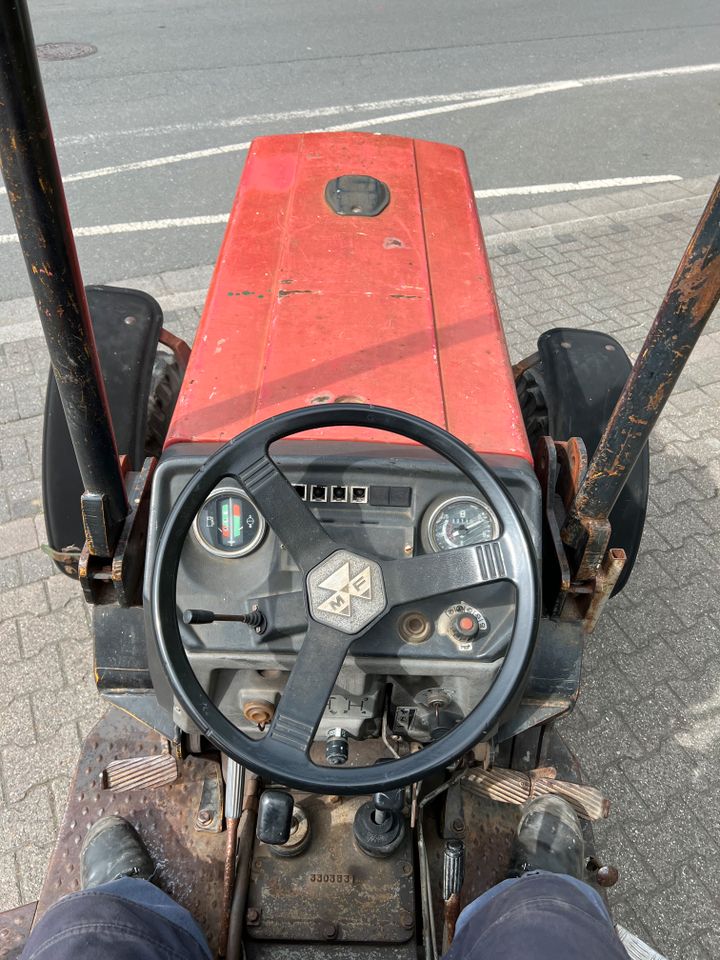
xmin=166 ymin=132 xmax=530 ymax=462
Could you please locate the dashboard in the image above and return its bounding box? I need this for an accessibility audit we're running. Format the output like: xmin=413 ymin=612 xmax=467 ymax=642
xmin=144 ymin=442 xmax=542 ymax=756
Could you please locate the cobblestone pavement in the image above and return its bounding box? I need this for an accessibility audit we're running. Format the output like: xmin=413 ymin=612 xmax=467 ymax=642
xmin=0 ymin=174 xmax=718 ymax=959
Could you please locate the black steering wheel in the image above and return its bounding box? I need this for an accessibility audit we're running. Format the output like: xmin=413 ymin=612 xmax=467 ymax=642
xmin=151 ymin=404 xmax=539 ymax=794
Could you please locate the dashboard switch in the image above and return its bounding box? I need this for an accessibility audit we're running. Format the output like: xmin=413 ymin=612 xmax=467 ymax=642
xmin=453 ymin=613 xmax=481 ymax=640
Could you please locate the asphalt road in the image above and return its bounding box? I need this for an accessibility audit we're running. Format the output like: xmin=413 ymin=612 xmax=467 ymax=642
xmin=1 ymin=0 xmax=718 ymax=295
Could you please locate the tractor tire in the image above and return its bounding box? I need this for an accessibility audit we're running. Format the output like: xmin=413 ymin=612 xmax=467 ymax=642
xmin=515 ymin=355 xmax=548 ymax=455
xmin=145 ymin=351 xmax=183 ymax=458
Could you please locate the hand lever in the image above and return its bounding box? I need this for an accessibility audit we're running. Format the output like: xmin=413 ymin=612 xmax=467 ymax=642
xmin=182 ymin=608 xmax=266 ymax=633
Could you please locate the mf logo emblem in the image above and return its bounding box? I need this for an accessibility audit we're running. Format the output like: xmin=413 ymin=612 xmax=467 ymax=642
xmin=317 ymin=562 xmax=373 ymax=617
xmin=308 ymin=550 xmax=386 ymax=634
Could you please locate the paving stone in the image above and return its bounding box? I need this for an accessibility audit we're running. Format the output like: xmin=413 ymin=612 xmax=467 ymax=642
xmin=0 ymin=517 xmax=37 ymax=559
xmin=0 ymin=621 xmax=21 ymax=663
xmin=0 ymin=557 xmax=21 ymax=591
xmin=6 ymin=479 xmax=42 ymax=520
xmin=18 ymin=598 xmax=90 ymax=658
xmin=1 ymin=721 xmax=80 ymax=804
xmin=0 ymin=582 xmax=48 ymax=622
xmin=0 ymin=644 xmax=66 ymax=713
xmin=0 ymin=786 xmax=55 ymax=857
xmin=0 ymin=852 xmax=19 ymax=910
xmin=18 ymin=548 xmax=53 ymax=585
xmin=14 ymin=842 xmax=54 ymax=905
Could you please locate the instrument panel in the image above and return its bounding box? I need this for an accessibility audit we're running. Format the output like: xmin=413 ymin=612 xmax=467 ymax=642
xmin=190 ymin=483 xmax=500 ymax=560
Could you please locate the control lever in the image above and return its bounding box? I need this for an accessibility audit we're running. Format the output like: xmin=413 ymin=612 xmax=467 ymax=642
xmin=256 ymin=789 xmax=295 ymax=845
xmin=182 ymin=607 xmax=266 ymax=634
xmin=353 ymin=788 xmax=406 ymax=857
xmin=372 ymin=788 xmax=403 ymax=824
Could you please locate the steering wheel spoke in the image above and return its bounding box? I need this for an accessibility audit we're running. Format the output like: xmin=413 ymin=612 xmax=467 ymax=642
xmin=267 ymin=624 xmax=353 ymax=754
xmin=383 ymin=536 xmax=517 ymax=608
xmin=233 ymin=451 xmax=335 ymax=572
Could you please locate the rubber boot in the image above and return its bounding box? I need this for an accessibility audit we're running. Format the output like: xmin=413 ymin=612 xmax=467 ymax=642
xmin=80 ymin=815 xmax=155 ymax=889
xmin=507 ymin=795 xmax=585 ymax=879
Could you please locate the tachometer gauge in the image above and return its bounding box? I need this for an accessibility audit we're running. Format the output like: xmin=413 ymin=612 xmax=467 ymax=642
xmin=424 ymin=495 xmax=499 ymax=552
xmin=193 ymin=487 xmax=266 ymax=558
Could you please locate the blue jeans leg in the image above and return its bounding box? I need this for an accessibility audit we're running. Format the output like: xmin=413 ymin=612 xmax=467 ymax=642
xmin=444 ymin=871 xmax=629 ymax=960
xmin=21 ymin=877 xmax=211 ymax=960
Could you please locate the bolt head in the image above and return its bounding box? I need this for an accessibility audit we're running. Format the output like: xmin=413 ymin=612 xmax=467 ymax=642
xmin=246 ymin=907 xmax=260 ymax=925
xmin=452 ymin=818 xmax=465 ymax=833
xmin=197 ymin=808 xmax=213 ymax=825
xmin=321 ymin=921 xmax=338 ymax=940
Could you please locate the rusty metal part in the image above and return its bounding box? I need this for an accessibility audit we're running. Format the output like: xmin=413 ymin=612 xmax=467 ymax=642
xmin=511 ymin=351 xmax=541 ymax=382
xmin=243 ymin=700 xmax=275 ymax=727
xmin=0 ymin=1 xmax=128 ymax=556
xmin=462 ymin=766 xmax=610 ymax=821
xmin=75 ymin=455 xmax=156 ymax=606
xmin=102 ymin=751 xmax=177 ymax=792
xmin=246 ymin=794 xmax=414 ymax=943
xmin=581 ymin=547 xmax=626 ymax=633
xmin=226 ymin=773 xmax=260 ymax=960
xmin=34 ymin=708 xmax=227 ymax=954
xmin=442 ymin=893 xmax=460 ymax=953
xmin=564 ymin=176 xmax=720 ymax=576
xmin=195 ymin=767 xmax=224 ymax=833
xmin=218 ymin=816 xmax=239 ymax=957
xmin=40 ymin=544 xmax=81 ymax=578
xmin=441 ymin=839 xmax=464 ymax=951
xmin=158 ymin=327 xmax=192 ymax=373
xmin=0 ymin=901 xmax=36 ymax=960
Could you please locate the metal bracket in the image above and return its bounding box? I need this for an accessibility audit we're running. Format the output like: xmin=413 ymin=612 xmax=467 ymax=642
xmin=78 ymin=456 xmax=156 ymax=605
xmin=536 ymin=435 xmax=626 ymax=630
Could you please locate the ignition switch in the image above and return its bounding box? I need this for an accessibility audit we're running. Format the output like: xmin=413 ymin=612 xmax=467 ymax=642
xmin=438 ymin=602 xmax=489 ymax=650
xmin=452 ymin=612 xmax=482 ymax=641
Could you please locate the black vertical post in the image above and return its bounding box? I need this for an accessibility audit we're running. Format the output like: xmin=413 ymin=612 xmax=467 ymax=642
xmin=0 ymin=0 xmax=128 ymax=555
xmin=563 ymin=177 xmax=720 ymax=570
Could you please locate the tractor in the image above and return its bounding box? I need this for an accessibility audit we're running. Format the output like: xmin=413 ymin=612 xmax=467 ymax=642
xmin=0 ymin=2 xmax=718 ymax=958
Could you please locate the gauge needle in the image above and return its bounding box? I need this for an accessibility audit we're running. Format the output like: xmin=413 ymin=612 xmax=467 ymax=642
xmin=464 ymin=518 xmax=486 ymax=531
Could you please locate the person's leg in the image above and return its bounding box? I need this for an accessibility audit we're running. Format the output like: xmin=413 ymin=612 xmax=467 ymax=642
xmin=444 ymin=796 xmax=629 ymax=960
xmin=21 ymin=816 xmax=211 ymax=960
xmin=21 ymin=879 xmax=211 ymax=960
xmin=445 ymin=871 xmax=629 ymax=960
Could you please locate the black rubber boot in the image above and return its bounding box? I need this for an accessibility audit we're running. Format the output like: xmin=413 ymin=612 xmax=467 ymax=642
xmin=80 ymin=815 xmax=155 ymax=889
xmin=507 ymin=795 xmax=585 ymax=879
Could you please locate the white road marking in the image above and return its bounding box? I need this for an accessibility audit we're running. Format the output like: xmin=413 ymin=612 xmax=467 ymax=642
xmin=0 ymin=214 xmax=229 ymax=245
xmin=56 ymin=61 xmax=720 ymax=146
xmin=1 ymin=60 xmax=717 ymax=196
xmin=474 ymin=175 xmax=682 ymax=198
xmin=0 ymin=175 xmax=688 ymax=247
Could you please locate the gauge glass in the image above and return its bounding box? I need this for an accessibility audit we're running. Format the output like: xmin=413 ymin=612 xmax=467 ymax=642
xmin=427 ymin=496 xmax=499 ymax=552
xmin=193 ymin=487 xmax=265 ymax=558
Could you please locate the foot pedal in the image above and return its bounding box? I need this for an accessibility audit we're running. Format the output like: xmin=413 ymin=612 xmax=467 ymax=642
xmin=103 ymin=753 xmax=178 ymax=793
xmin=463 ymin=766 xmax=610 ymax=821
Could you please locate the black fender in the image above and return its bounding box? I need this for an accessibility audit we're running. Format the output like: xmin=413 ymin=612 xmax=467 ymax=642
xmin=521 ymin=328 xmax=650 ymax=595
